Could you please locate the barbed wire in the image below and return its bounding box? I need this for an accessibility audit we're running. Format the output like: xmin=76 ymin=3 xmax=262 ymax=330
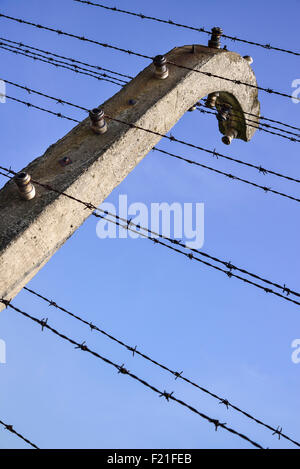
xmin=0 ymin=42 xmax=127 ymax=85
xmin=106 ymin=114 xmax=300 ymax=185
xmin=23 ymin=285 xmax=300 ymax=447
xmin=93 ymin=211 xmax=300 ymax=308
xmin=3 ymin=42 xmax=298 ymax=143
xmin=0 ymin=36 xmax=133 ymax=80
xmin=2 ymin=36 xmax=299 ymax=134
xmin=72 ymin=0 xmax=300 ymax=57
xmin=0 ymin=418 xmax=39 ymax=449
xmin=4 ymin=86 xmax=300 ymax=189
xmin=242 ymin=111 xmax=300 ymax=133
xmin=0 ymin=13 xmax=298 ymax=102
xmin=4 ymin=80 xmax=89 ymax=112
xmin=0 ymin=44 xmax=124 ymax=87
xmin=4 ymin=92 xmax=300 ymax=206
xmin=0 ymin=299 xmax=264 ymax=449
xmin=152 ymin=146 xmax=300 ymax=205
xmin=166 ymin=59 xmax=300 ymax=102
xmin=196 ymin=103 xmax=300 ymax=143
xmin=0 ymin=13 xmax=152 ymax=59
xmin=5 ymin=95 xmax=81 ymax=123
xmin=3 ymin=41 xmax=297 ymax=143
xmin=0 ymin=167 xmax=299 ymax=308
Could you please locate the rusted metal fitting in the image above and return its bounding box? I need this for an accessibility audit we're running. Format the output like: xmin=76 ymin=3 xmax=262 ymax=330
xmin=205 ymin=92 xmax=219 ymax=109
xmin=243 ymin=55 xmax=253 ymax=65
xmin=222 ymin=128 xmax=238 ymax=145
xmin=208 ymin=27 xmax=223 ymax=49
xmin=89 ymin=108 xmax=107 ymax=134
xmin=15 ymin=172 xmax=36 ymax=200
xmin=217 ymin=103 xmax=232 ymax=122
xmin=153 ymin=55 xmax=169 ymax=80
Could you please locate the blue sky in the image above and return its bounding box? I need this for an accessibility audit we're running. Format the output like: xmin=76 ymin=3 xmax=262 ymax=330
xmin=0 ymin=0 xmax=300 ymax=450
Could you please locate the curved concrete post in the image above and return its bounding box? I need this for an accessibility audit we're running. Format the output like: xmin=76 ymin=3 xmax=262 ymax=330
xmin=0 ymin=44 xmax=260 ymax=309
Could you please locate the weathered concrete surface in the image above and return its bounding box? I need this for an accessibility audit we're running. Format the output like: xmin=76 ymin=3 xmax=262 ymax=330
xmin=0 ymin=44 xmax=260 ymax=310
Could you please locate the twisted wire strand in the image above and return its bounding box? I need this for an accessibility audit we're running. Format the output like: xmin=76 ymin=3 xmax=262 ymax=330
xmin=0 ymin=42 xmax=127 ymax=85
xmin=23 ymin=286 xmax=300 ymax=448
xmin=72 ymin=0 xmax=300 ymax=57
xmin=0 ymin=44 xmax=124 ymax=87
xmin=152 ymin=146 xmax=300 ymax=206
xmin=0 ymin=299 xmax=264 ymax=450
xmin=0 ymin=35 xmax=133 ymax=80
xmin=93 ymin=210 xmax=300 ymax=306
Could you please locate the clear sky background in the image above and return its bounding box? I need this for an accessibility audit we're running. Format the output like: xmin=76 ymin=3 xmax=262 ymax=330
xmin=0 ymin=0 xmax=300 ymax=450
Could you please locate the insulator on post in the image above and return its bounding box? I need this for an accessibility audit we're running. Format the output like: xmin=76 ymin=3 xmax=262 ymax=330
xmin=208 ymin=27 xmax=223 ymax=49
xmin=222 ymin=128 xmax=238 ymax=145
xmin=217 ymin=103 xmax=232 ymax=122
xmin=153 ymin=55 xmax=169 ymax=80
xmin=89 ymin=108 xmax=108 ymax=134
xmin=205 ymin=92 xmax=219 ymax=109
xmin=243 ymin=55 xmax=253 ymax=65
xmin=188 ymin=104 xmax=197 ymax=112
xmin=15 ymin=172 xmax=36 ymax=200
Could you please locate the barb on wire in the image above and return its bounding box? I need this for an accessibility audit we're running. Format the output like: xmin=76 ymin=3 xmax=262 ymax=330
xmin=0 ymin=419 xmax=39 ymax=449
xmin=4 ymin=89 xmax=300 ymax=208
xmin=0 ymin=12 xmax=298 ymax=102
xmin=0 ymin=299 xmax=264 ymax=450
xmin=0 ymin=36 xmax=133 ymax=80
xmin=23 ymin=285 xmax=300 ymax=448
xmin=72 ymin=0 xmax=300 ymax=57
xmin=0 ymin=44 xmax=124 ymax=87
